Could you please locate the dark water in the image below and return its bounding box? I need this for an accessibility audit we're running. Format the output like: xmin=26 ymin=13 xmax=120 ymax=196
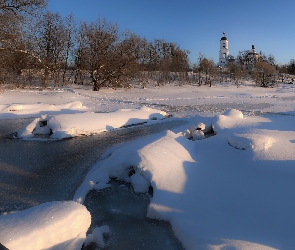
xmin=0 ymin=118 xmax=187 ymax=249
xmin=0 ymin=118 xmax=187 ymax=213
xmin=83 ymin=180 xmax=184 ymax=250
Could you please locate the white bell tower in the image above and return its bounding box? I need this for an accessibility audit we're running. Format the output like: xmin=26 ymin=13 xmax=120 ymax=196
xmin=218 ymin=32 xmax=229 ymax=67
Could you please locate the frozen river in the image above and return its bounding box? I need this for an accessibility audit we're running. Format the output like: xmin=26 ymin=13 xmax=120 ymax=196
xmin=1 ymin=98 xmax=292 ymax=249
xmin=0 ymin=118 xmax=187 ymax=249
xmin=83 ymin=180 xmax=184 ymax=250
xmin=0 ymin=102 xmax=278 ymax=210
xmin=0 ymin=118 xmax=187 ymax=213
xmin=0 ymin=82 xmax=294 ymax=249
xmin=1 ymin=101 xmax=270 ymax=212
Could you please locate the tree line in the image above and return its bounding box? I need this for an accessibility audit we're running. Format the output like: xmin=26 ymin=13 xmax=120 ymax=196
xmin=0 ymin=1 xmax=294 ymax=91
xmin=0 ymin=0 xmax=190 ymax=90
xmin=191 ymin=50 xmax=295 ymax=88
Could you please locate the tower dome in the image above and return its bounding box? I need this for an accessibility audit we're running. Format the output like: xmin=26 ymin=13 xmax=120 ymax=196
xmin=218 ymin=32 xmax=230 ymax=67
xmin=220 ymin=32 xmax=228 ymax=41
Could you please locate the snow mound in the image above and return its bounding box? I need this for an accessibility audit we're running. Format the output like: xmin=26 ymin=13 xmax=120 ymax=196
xmin=0 ymin=201 xmax=91 ymax=250
xmin=130 ymin=172 xmax=150 ymax=193
xmin=214 ymin=109 xmax=270 ymax=131
xmin=243 ymin=130 xmax=295 ymax=160
xmin=183 ymin=122 xmax=214 ymax=140
xmin=74 ymin=130 xmax=193 ymax=204
xmin=191 ymin=129 xmax=205 ymax=140
xmin=223 ymin=109 xmax=244 ymax=118
xmin=73 ymin=110 xmax=295 ymax=249
xmin=62 ymin=101 xmax=84 ymax=109
xmin=208 ymin=238 xmax=278 ymax=250
xmin=17 ymin=114 xmax=51 ymax=139
xmin=228 ymin=134 xmax=252 ymax=150
xmin=84 ymin=226 xmax=110 ymax=248
xmin=251 ymin=134 xmax=276 ymax=151
xmin=17 ymin=106 xmax=169 ymax=140
xmin=4 ymin=101 xmax=87 ymax=119
xmin=7 ymin=104 xmax=24 ymax=111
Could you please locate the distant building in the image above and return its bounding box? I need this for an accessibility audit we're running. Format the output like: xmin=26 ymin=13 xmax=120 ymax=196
xmin=217 ymin=32 xmax=263 ymax=70
xmin=243 ymin=45 xmax=260 ymax=69
xmin=218 ymin=32 xmax=230 ymax=67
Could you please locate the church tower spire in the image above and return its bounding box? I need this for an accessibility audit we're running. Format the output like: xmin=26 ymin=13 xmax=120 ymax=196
xmin=218 ymin=32 xmax=230 ymax=67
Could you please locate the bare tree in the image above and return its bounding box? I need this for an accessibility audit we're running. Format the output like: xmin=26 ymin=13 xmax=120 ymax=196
xmin=34 ymin=11 xmax=76 ymax=87
xmin=170 ymin=44 xmax=189 ymax=72
xmin=73 ymin=21 xmax=88 ymax=85
xmin=286 ymin=59 xmax=295 ymax=75
xmin=226 ymin=61 xmax=246 ymax=87
xmin=61 ymin=14 xmax=74 ymax=85
xmin=0 ymin=0 xmax=47 ymax=86
xmin=139 ymin=39 xmax=189 ymax=84
xmin=74 ymin=19 xmax=148 ymax=91
xmin=1 ymin=1 xmax=193 ymax=90
xmin=253 ymin=61 xmax=277 ymax=87
xmin=0 ymin=0 xmax=47 ymax=15
xmin=196 ymin=52 xmax=204 ymax=86
xmin=108 ymin=31 xmax=146 ymax=88
xmin=198 ymin=57 xmax=216 ymax=87
xmin=76 ymin=19 xmax=119 ymax=90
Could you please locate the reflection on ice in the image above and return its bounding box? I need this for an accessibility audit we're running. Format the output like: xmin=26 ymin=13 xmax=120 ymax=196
xmin=83 ymin=180 xmax=184 ymax=250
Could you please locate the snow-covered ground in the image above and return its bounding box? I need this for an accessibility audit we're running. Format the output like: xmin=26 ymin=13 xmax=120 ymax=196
xmin=0 ymin=201 xmax=91 ymax=250
xmin=0 ymin=82 xmax=295 ymax=249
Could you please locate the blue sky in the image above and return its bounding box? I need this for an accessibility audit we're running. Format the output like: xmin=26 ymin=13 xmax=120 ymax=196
xmin=48 ymin=0 xmax=295 ymax=65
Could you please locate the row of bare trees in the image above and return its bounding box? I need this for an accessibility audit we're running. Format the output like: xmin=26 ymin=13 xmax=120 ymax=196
xmin=218 ymin=50 xmax=291 ymax=88
xmin=72 ymin=20 xmax=190 ymax=90
xmin=1 ymin=1 xmax=293 ymax=90
xmin=191 ymin=53 xmax=281 ymax=88
xmin=223 ymin=61 xmax=278 ymax=88
xmin=0 ymin=1 xmax=190 ymax=90
xmin=0 ymin=0 xmax=48 ymax=87
xmin=279 ymin=59 xmax=295 ymax=77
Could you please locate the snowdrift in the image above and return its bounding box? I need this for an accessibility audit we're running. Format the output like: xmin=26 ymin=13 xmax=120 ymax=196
xmin=0 ymin=201 xmax=91 ymax=250
xmin=17 ymin=106 xmax=169 ymax=140
xmin=74 ymin=109 xmax=295 ymax=250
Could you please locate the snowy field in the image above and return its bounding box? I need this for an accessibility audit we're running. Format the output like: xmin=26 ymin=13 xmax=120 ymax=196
xmin=0 ymin=82 xmax=295 ymax=250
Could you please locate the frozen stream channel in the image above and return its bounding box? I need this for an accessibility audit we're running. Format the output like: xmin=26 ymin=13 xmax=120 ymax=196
xmin=0 ymin=118 xmax=187 ymax=212
xmin=0 ymin=118 xmax=186 ymax=249
xmin=0 ymin=100 xmax=286 ymax=249
xmin=83 ymin=180 xmax=184 ymax=250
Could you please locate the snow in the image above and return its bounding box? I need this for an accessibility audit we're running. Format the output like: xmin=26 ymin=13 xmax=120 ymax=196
xmin=73 ymin=110 xmax=295 ymax=249
xmin=130 ymin=172 xmax=151 ymax=193
xmin=0 ymin=82 xmax=295 ymax=249
xmin=17 ymin=106 xmax=169 ymax=139
xmin=0 ymin=201 xmax=91 ymax=250
xmin=84 ymin=225 xmax=110 ymax=248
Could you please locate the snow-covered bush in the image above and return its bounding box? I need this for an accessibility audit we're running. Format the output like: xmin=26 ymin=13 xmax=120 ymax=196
xmin=183 ymin=122 xmax=214 ymax=140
